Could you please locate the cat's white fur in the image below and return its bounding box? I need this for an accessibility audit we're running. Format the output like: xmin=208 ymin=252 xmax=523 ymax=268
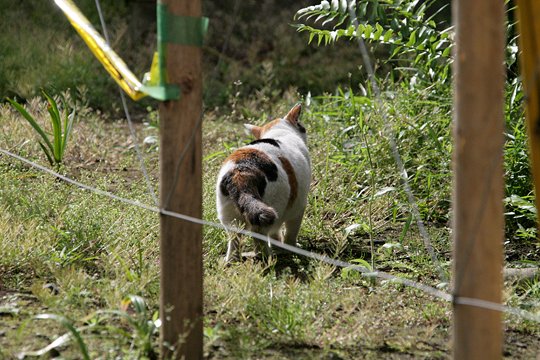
xmin=216 ymin=104 xmax=311 ymax=261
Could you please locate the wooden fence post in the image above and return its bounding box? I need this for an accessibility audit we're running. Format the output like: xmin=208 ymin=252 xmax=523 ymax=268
xmin=159 ymin=0 xmax=203 ymax=358
xmin=515 ymin=0 xmax=540 ymax=234
xmin=452 ymin=0 xmax=505 ymax=359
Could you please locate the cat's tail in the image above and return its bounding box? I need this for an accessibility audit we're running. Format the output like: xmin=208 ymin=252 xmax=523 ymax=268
xmin=237 ymin=193 xmax=278 ymax=228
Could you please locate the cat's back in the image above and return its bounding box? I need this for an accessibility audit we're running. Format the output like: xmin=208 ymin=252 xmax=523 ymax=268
xmin=219 ymin=135 xmax=309 ymax=217
xmin=217 ymin=139 xmax=290 ymax=198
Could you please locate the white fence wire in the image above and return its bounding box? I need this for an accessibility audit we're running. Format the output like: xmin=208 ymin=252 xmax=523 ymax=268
xmin=1 ymin=147 xmax=539 ymax=324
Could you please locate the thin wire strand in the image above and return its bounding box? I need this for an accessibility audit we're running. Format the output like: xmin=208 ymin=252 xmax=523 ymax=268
xmin=5 ymin=0 xmax=538 ymax=324
xmin=347 ymin=6 xmax=447 ymax=283
xmin=2 ymin=147 xmax=539 ymax=323
xmin=94 ymin=0 xmax=159 ymax=206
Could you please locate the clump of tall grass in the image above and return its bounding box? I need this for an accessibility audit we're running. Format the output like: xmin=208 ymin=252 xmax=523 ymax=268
xmin=7 ymin=90 xmax=76 ymax=166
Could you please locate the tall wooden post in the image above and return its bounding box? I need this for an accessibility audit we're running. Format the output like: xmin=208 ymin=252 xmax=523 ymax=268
xmin=515 ymin=0 xmax=540 ymax=234
xmin=452 ymin=0 xmax=505 ymax=359
xmin=159 ymin=0 xmax=203 ymax=358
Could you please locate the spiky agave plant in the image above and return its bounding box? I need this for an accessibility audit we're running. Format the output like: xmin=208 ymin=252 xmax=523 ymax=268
xmin=8 ymin=90 xmax=76 ymax=166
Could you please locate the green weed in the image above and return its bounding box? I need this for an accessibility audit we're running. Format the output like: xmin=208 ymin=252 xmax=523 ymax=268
xmin=7 ymin=90 xmax=76 ymax=166
xmin=94 ymin=295 xmax=160 ymax=359
xmin=295 ymin=0 xmax=452 ymax=88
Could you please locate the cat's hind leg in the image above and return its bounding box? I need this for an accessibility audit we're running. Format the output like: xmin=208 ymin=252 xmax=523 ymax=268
xmin=284 ymin=213 xmax=304 ymax=246
xmin=251 ymin=226 xmax=273 ymax=259
xmin=269 ymin=229 xmax=288 ymax=254
xmin=225 ymin=231 xmax=242 ymax=263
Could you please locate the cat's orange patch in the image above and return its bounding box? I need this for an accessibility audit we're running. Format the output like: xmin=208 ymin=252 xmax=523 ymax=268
xmin=279 ymin=156 xmax=297 ymax=208
xmin=227 ymin=148 xmax=269 ymax=164
xmin=230 ymin=169 xmax=257 ymax=193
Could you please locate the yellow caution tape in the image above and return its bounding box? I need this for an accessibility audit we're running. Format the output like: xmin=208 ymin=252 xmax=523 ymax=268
xmin=54 ymin=0 xmax=147 ymax=101
xmin=55 ymin=0 xmax=207 ymax=101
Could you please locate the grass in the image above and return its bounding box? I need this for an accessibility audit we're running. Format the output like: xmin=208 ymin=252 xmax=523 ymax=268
xmin=0 ymin=85 xmax=539 ymax=358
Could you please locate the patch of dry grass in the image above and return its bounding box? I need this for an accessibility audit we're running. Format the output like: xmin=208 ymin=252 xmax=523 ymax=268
xmin=0 ymin=93 xmax=539 ymax=358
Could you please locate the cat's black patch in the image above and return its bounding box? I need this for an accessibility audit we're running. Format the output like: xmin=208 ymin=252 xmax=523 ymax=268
xmin=257 ymin=159 xmax=277 ymax=182
xmin=248 ymin=138 xmax=281 ymax=148
xmin=220 ymin=148 xmax=279 ymax=226
xmin=219 ymin=174 xmax=231 ymax=197
xmin=297 ymin=123 xmax=306 ymax=134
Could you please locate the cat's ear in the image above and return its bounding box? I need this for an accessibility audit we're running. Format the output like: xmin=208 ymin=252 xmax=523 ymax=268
xmin=244 ymin=124 xmax=262 ymax=139
xmin=285 ymin=103 xmax=302 ymax=126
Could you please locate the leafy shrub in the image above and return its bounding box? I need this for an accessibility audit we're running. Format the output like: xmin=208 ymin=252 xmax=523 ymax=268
xmin=504 ymin=80 xmax=537 ymax=240
xmin=295 ymin=0 xmax=453 ymax=87
xmin=295 ymin=0 xmax=520 ymax=89
xmin=295 ymin=0 xmax=538 ymax=243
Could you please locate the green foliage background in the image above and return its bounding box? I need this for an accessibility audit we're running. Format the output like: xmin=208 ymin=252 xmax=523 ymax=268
xmin=1 ymin=0 xmax=365 ymax=111
xmin=295 ymin=0 xmax=536 ymax=244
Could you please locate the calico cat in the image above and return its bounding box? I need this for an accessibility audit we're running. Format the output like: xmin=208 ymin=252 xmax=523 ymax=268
xmin=216 ymin=104 xmax=311 ymax=262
